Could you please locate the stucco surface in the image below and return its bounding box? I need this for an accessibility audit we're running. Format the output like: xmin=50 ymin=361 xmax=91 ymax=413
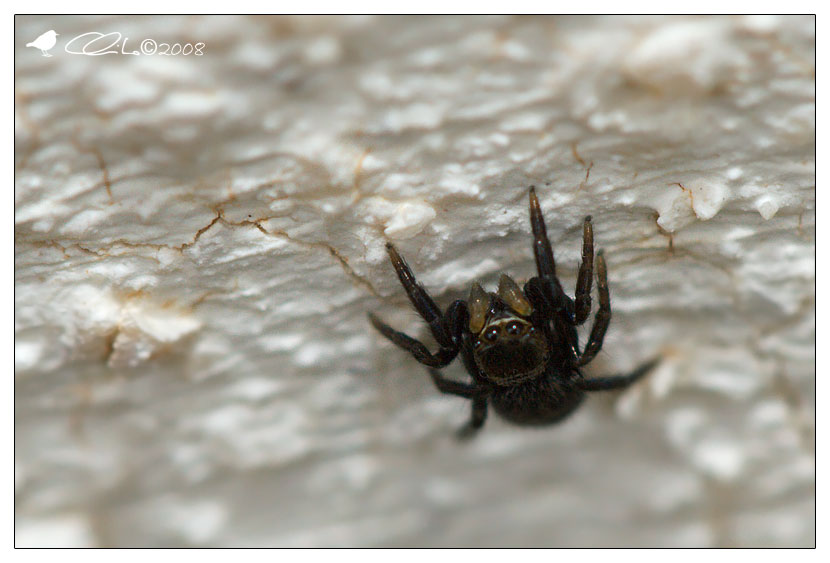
xmin=15 ymin=15 xmax=814 ymax=547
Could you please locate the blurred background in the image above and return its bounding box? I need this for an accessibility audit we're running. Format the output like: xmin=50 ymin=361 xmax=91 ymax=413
xmin=15 ymin=15 xmax=814 ymax=547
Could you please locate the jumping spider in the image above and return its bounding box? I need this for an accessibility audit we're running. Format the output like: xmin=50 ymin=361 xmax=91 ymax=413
xmin=369 ymin=187 xmax=658 ymax=439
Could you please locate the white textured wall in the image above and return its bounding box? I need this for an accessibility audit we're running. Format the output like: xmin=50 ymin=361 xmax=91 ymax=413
xmin=15 ymin=15 xmax=814 ymax=547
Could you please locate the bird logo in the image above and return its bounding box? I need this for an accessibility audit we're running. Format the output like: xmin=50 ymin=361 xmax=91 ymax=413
xmin=26 ymin=30 xmax=59 ymax=57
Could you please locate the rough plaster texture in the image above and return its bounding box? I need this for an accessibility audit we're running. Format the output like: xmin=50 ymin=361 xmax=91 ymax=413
xmin=15 ymin=15 xmax=815 ymax=547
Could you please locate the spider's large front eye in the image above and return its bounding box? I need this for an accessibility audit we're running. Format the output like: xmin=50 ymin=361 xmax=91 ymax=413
xmin=484 ymin=326 xmax=499 ymax=342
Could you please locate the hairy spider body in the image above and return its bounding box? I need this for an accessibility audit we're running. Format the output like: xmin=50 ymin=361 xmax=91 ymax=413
xmin=490 ymin=375 xmax=584 ymax=426
xmin=369 ymin=187 xmax=658 ymax=439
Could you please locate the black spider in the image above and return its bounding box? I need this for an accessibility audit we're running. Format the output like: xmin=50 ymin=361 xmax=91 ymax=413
xmin=369 ymin=187 xmax=658 ymax=439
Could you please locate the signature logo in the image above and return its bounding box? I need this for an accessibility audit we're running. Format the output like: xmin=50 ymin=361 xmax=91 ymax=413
xmin=26 ymin=30 xmax=59 ymax=57
xmin=25 ymin=30 xmax=205 ymax=57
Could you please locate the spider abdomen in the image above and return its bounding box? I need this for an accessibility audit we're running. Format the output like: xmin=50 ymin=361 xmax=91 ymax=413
xmin=489 ymin=373 xmax=584 ymax=426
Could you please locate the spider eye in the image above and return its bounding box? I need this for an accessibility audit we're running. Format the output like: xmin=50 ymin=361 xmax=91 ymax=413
xmin=506 ymin=322 xmax=521 ymax=335
xmin=484 ymin=327 xmax=499 ymax=342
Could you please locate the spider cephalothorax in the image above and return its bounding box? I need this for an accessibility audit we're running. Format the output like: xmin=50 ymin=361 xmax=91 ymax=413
xmin=468 ymin=276 xmax=548 ymax=385
xmin=369 ymin=187 xmax=658 ymax=439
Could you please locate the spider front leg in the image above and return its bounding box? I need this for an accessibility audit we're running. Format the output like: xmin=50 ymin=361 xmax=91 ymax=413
xmin=573 ymin=216 xmax=594 ymax=325
xmin=385 ymin=243 xmax=458 ymax=348
xmin=369 ymin=313 xmax=458 ymax=367
xmin=577 ymin=250 xmax=611 ymax=367
xmin=528 ymin=187 xmax=566 ymax=302
xmin=529 ymin=188 xmax=584 ymax=352
xmin=369 ymin=244 xmax=467 ymax=367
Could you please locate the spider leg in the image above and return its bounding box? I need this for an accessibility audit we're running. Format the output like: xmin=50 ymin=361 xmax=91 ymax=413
xmin=573 ymin=215 xmax=594 ymax=325
xmin=456 ymin=396 xmax=488 ymax=440
xmin=384 ymin=243 xmax=455 ymax=348
xmin=576 ymin=250 xmax=611 ymax=367
xmin=369 ymin=246 xmax=469 ymax=367
xmin=580 ymin=358 xmax=660 ymax=391
xmin=427 ymin=330 xmax=490 ymax=399
xmin=525 ymin=277 xmax=580 ymax=362
xmin=426 ymin=367 xmax=478 ymax=397
xmin=528 ymin=187 xmax=581 ymax=361
xmin=369 ymin=313 xmax=457 ymax=367
xmin=427 ymin=332 xmax=491 ymax=439
xmin=528 ymin=187 xmax=566 ymax=302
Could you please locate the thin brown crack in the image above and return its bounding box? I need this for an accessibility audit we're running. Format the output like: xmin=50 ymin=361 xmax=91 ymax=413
xmin=70 ymin=136 xmax=114 ymax=204
xmin=571 ymin=141 xmax=586 ymax=167
xmin=178 ymin=211 xmax=224 ymax=252
xmin=224 ymin=215 xmax=382 ymax=298
xmin=578 ymin=161 xmax=593 ymax=191
xmin=670 ymin=181 xmax=697 ymax=216
xmin=17 ymin=202 xmax=382 ymax=298
xmin=17 ymin=210 xmax=223 ymax=260
xmin=90 ymin=146 xmax=114 ymax=203
xmin=654 ymin=211 xmax=676 ymax=255
xmin=14 ymin=237 xmax=106 ymax=261
xmin=571 ymin=142 xmax=593 ymax=190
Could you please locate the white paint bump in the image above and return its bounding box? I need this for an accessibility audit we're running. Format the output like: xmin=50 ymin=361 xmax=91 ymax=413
xmin=686 ymin=178 xmax=728 ymax=220
xmin=108 ymin=298 xmax=202 ymax=368
xmin=654 ymin=187 xmax=695 ymax=232
xmin=384 ymin=201 xmax=437 ymax=240
xmin=755 ymin=196 xmax=780 ymax=220
xmin=623 ymin=20 xmax=749 ymax=94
